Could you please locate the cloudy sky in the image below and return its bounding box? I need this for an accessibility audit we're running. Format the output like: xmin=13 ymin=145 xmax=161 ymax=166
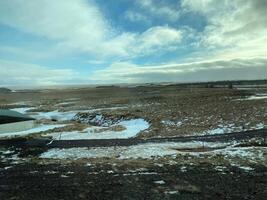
xmin=0 ymin=0 xmax=267 ymax=87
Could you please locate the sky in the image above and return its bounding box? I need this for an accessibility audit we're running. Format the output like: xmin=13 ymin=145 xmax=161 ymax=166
xmin=0 ymin=0 xmax=267 ymax=87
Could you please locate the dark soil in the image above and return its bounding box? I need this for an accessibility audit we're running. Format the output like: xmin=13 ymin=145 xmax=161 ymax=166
xmin=0 ymin=161 xmax=266 ymax=200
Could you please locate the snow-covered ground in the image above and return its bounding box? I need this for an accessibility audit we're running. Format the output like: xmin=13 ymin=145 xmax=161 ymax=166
xmin=32 ymin=110 xmax=79 ymax=121
xmin=5 ymin=106 xmax=150 ymax=139
xmin=40 ymin=142 xmax=266 ymax=172
xmin=45 ymin=118 xmax=149 ymax=140
xmin=198 ymin=122 xmax=265 ymax=135
xmin=27 ymin=109 xmax=102 ymax=121
xmin=40 ymin=141 xmax=234 ymax=160
xmin=10 ymin=106 xmax=128 ymax=122
xmin=7 ymin=101 xmax=31 ymax=106
xmin=245 ymin=96 xmax=267 ymax=100
xmin=161 ymin=120 xmax=183 ymax=127
xmin=237 ymin=94 xmax=267 ymax=101
xmin=0 ymin=124 xmax=66 ymax=138
xmin=11 ymin=107 xmax=35 ymax=114
xmin=56 ymin=102 xmax=75 ymax=106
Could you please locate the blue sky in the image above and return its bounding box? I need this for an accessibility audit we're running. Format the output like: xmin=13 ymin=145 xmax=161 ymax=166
xmin=0 ymin=0 xmax=266 ymax=87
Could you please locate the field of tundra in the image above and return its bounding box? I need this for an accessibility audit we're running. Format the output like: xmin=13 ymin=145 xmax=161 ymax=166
xmin=0 ymin=83 xmax=267 ymax=199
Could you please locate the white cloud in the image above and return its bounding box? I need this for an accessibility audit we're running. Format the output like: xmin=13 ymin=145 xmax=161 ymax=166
xmin=134 ymin=26 xmax=182 ymax=56
xmin=101 ymin=26 xmax=182 ymax=58
xmin=181 ymin=0 xmax=224 ymax=14
xmin=0 ymin=0 xmax=110 ymax=54
xmin=136 ymin=0 xmax=180 ymax=21
xmin=124 ymin=10 xmax=149 ymax=23
xmin=89 ymin=57 xmax=267 ymax=83
xmin=0 ymin=59 xmax=78 ymax=86
xmin=0 ymin=0 xmax=266 ymax=86
xmin=0 ymin=0 xmax=183 ymax=59
xmin=181 ymin=0 xmax=267 ymax=58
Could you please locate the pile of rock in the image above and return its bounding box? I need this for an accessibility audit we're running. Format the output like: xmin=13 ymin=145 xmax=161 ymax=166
xmin=73 ymin=112 xmax=135 ymax=127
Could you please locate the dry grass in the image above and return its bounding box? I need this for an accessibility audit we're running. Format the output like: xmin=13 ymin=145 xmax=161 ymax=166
xmin=93 ymin=125 xmax=126 ymax=133
xmin=1 ymin=85 xmax=266 ymax=139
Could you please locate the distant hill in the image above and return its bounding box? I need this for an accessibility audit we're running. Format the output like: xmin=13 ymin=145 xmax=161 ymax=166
xmin=0 ymin=87 xmax=12 ymax=93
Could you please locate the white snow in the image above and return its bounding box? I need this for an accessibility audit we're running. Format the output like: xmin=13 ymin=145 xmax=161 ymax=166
xmin=40 ymin=141 xmax=232 ymax=160
xmin=198 ymin=122 xmax=265 ymax=136
xmin=245 ymin=95 xmax=267 ymax=100
xmin=4 ymin=166 xmax=13 ymax=170
xmin=165 ymin=191 xmax=179 ymax=194
xmin=211 ymin=147 xmax=266 ymax=160
xmin=45 ymin=118 xmax=150 ymax=140
xmin=180 ymin=166 xmax=187 ymax=172
xmin=40 ymin=141 xmax=267 ymax=162
xmin=214 ymin=166 xmax=227 ymax=172
xmin=237 ymin=94 xmax=267 ymax=101
xmin=31 ymin=107 xmax=127 ymax=121
xmin=32 ymin=110 xmax=78 ymax=121
xmin=40 ymin=147 xmax=121 ymax=159
xmin=255 ymin=123 xmax=265 ymax=129
xmin=118 ymin=119 xmax=149 ymax=138
xmin=56 ymin=102 xmax=74 ymax=106
xmin=6 ymin=105 xmax=130 ymax=125
xmin=162 ymin=120 xmax=182 ymax=127
xmin=7 ymin=101 xmax=31 ymax=106
xmin=11 ymin=107 xmax=35 ymax=114
xmin=0 ymin=124 xmax=66 ymax=138
xmin=0 ymin=150 xmax=15 ymax=155
xmin=44 ymin=171 xmax=58 ymax=175
xmin=89 ymin=106 xmax=128 ymax=112
xmin=204 ymin=127 xmax=237 ymax=135
xmin=123 ymin=172 xmax=158 ymax=176
xmin=236 ymin=166 xmax=254 ymax=171
xmin=154 ymin=180 xmax=165 ymax=184
xmin=119 ymin=143 xmax=179 ymax=159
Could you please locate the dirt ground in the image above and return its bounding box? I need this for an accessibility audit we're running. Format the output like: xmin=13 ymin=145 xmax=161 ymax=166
xmin=0 ymin=145 xmax=266 ymax=200
xmin=0 ymin=83 xmax=267 ymax=199
xmin=1 ymin=85 xmax=267 ymax=138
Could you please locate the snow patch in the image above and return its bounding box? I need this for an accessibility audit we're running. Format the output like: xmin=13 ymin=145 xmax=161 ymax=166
xmin=199 ymin=122 xmax=265 ymax=135
xmin=40 ymin=147 xmax=121 ymax=159
xmin=11 ymin=107 xmax=35 ymax=114
xmin=7 ymin=101 xmax=31 ymax=106
xmin=0 ymin=124 xmax=66 ymax=138
xmin=236 ymin=166 xmax=254 ymax=171
xmin=165 ymin=191 xmax=179 ymax=194
xmin=32 ymin=110 xmax=78 ymax=121
xmin=214 ymin=166 xmax=227 ymax=172
xmin=237 ymin=94 xmax=267 ymax=101
xmin=32 ymin=107 xmax=128 ymax=122
xmin=162 ymin=120 xmax=182 ymax=127
xmin=40 ymin=141 xmax=232 ymax=160
xmin=154 ymin=180 xmax=165 ymax=184
xmin=46 ymin=118 xmax=149 ymax=140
